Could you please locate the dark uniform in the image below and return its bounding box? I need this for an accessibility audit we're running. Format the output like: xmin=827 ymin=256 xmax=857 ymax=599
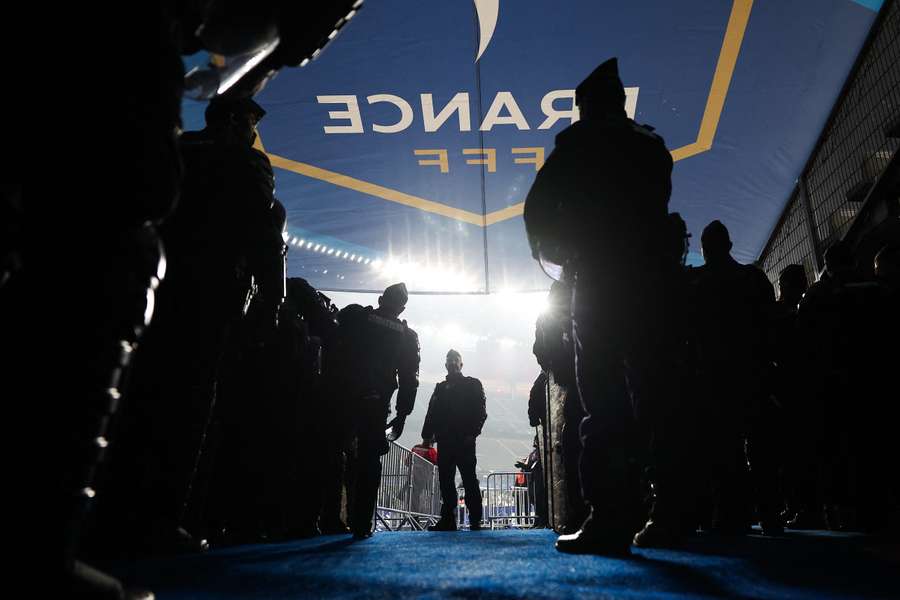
xmin=281 ymin=277 xmax=348 ymax=536
xmin=524 ymin=57 xmax=674 ymax=554
xmin=336 ymin=283 xmax=420 ymax=538
xmin=200 ymin=196 xmax=290 ymax=545
xmin=691 ymin=221 xmax=775 ymax=533
xmin=94 ymin=97 xmax=286 ymax=553
xmin=634 ymin=213 xmax=704 ymax=546
xmin=769 ymin=265 xmax=811 ymax=528
xmin=49 ymin=3 xmax=364 ymax=594
xmin=421 ymin=357 xmax=487 ymax=528
xmin=796 ymin=242 xmax=893 ymax=532
xmin=39 ymin=8 xmax=182 ymax=596
xmin=533 ymin=280 xmax=588 ymax=533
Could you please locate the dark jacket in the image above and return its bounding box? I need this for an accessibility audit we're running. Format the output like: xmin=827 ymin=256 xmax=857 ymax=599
xmin=523 ymin=115 xmax=673 ymax=276
xmin=421 ymin=374 xmax=487 ymax=444
xmin=166 ymin=131 xmax=278 ymax=278
xmin=335 ymin=305 xmax=420 ymax=416
xmin=692 ymin=258 xmax=776 ymax=376
xmin=160 ymin=130 xmax=284 ymax=321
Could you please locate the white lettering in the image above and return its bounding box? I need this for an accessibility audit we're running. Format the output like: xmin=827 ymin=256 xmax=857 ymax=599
xmin=317 ymin=88 xmax=639 ymax=134
xmin=479 ymin=92 xmax=530 ymax=131
xmin=318 ymin=95 xmax=363 ymax=134
xmin=421 ymin=93 xmax=471 ymax=132
xmin=538 ymin=89 xmax=579 ymax=129
xmin=367 ymin=94 xmax=414 ymax=133
xmin=624 ymin=87 xmax=639 ymax=120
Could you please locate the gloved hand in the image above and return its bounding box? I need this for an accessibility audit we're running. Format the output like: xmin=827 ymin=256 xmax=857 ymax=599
xmin=386 ymin=415 xmax=406 ymax=441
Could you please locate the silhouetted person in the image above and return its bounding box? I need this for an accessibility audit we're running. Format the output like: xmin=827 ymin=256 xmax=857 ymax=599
xmin=872 ymin=242 xmax=900 ymax=530
xmin=769 ymin=265 xmax=817 ymax=529
xmin=48 ymin=10 xmax=180 ymax=596
xmin=772 ymin=266 xmax=809 ymax=429
xmin=533 ymin=281 xmax=576 ymax=389
xmin=633 ymin=212 xmax=704 ymax=547
xmin=798 ymin=240 xmax=892 ymax=531
xmin=281 ymin=278 xmax=349 ymax=536
xmin=692 ymin=220 xmax=776 ymax=534
xmin=516 ymin=435 xmax=549 ymax=528
xmin=94 ymin=96 xmax=285 ymax=555
xmin=261 ymin=277 xmax=349 ymax=538
xmin=422 ymin=349 xmax=488 ymax=531
xmin=524 ymin=57 xmax=674 ymax=555
xmin=336 ymin=283 xmax=420 ymax=539
xmin=533 ymin=280 xmax=587 ymax=533
xmin=52 ymin=4 xmax=364 ymax=595
xmin=214 ymin=199 xmax=291 ymax=544
xmin=528 ymin=371 xmax=548 ymax=430
xmin=778 ymin=265 xmax=808 ymax=306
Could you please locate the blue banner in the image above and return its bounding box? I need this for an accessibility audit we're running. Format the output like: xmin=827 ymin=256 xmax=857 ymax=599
xmin=182 ymin=0 xmax=879 ymax=293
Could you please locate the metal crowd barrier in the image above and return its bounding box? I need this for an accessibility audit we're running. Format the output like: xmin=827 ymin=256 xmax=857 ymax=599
xmin=375 ymin=441 xmax=442 ymax=531
xmin=453 ymin=485 xmax=484 ymax=529
xmin=484 ymin=471 xmax=535 ymax=529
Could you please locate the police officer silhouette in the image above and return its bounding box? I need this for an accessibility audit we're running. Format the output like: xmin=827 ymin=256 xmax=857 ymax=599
xmin=524 ymin=57 xmax=674 ymax=555
xmin=336 ymin=283 xmax=420 ymax=539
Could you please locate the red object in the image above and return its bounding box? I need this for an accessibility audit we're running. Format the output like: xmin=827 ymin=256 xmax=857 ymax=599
xmin=515 ymin=471 xmax=527 ymax=486
xmin=412 ymin=444 xmax=438 ymax=464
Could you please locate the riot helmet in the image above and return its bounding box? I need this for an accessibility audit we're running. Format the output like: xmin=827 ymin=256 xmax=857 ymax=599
xmin=575 ymin=57 xmax=626 ymax=119
xmin=378 ymin=282 xmax=408 ymax=316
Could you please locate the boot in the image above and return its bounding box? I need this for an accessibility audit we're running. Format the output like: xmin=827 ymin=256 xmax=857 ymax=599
xmin=633 ymin=519 xmax=682 ymax=548
xmin=786 ymin=508 xmax=826 ymax=530
xmin=555 ymin=511 xmax=632 ymax=556
xmin=428 ymin=518 xmax=457 ymax=532
xmin=633 ymin=480 xmax=688 ymax=548
xmin=318 ymin=519 xmax=350 ymax=535
xmin=68 ymin=560 xmax=155 ymax=600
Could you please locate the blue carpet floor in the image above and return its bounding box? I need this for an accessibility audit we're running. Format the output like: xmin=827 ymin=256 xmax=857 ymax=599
xmin=108 ymin=529 xmax=899 ymax=599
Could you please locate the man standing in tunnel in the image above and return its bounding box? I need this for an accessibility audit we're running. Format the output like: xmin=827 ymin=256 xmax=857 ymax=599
xmin=93 ymin=95 xmax=286 ymax=554
xmin=336 ymin=283 xmax=420 ymax=539
xmin=421 ymin=349 xmax=488 ymax=531
xmin=523 ymin=57 xmax=675 ymax=555
xmin=692 ymin=221 xmax=775 ymax=535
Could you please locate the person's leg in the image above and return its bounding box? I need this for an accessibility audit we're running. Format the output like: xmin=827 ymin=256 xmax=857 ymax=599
xmin=319 ymin=443 xmax=350 ymax=534
xmin=431 ymin=443 xmax=459 ymax=529
xmin=556 ymin=284 xmax=636 ymax=555
xmin=633 ymin=364 xmax=702 ymax=547
xmin=348 ymin=403 xmax=389 ymax=538
xmin=458 ymin=441 xmax=482 ymax=528
xmin=747 ymin=400 xmax=784 ymax=535
xmin=561 ymin=398 xmax=588 ymax=533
